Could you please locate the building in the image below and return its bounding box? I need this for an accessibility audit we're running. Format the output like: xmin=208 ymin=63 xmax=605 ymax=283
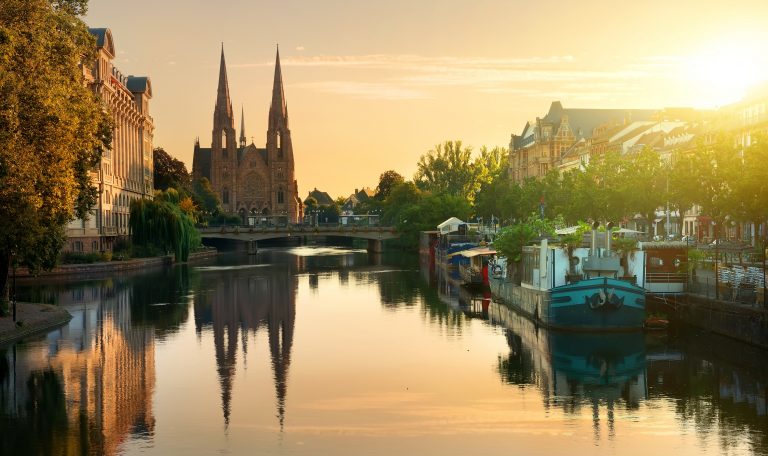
xmin=304 ymin=188 xmax=334 ymax=206
xmin=193 ymin=47 xmax=302 ymax=224
xmin=341 ymin=187 xmax=375 ymax=214
xmin=508 ymin=101 xmax=654 ymax=183
xmin=65 ymin=28 xmax=154 ymax=253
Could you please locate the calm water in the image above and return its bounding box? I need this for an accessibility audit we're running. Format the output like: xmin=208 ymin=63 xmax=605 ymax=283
xmin=1 ymin=247 xmax=767 ymax=455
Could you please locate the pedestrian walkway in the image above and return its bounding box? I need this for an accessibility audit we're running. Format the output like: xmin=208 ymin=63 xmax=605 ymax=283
xmin=0 ymin=303 xmax=71 ymax=346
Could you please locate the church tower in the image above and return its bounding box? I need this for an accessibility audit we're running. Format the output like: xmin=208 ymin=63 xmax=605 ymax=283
xmin=211 ymin=45 xmax=237 ymax=212
xmin=266 ymin=46 xmax=300 ymax=223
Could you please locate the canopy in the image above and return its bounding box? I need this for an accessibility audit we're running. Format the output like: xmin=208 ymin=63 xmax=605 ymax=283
xmin=615 ymin=228 xmax=644 ymax=234
xmin=447 ymin=246 xmax=496 ymax=259
xmin=437 ymin=217 xmax=465 ymax=234
xmin=555 ymin=226 xmax=580 ymax=235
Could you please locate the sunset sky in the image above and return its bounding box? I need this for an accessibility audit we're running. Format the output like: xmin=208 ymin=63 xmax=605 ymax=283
xmin=84 ymin=0 xmax=768 ymax=199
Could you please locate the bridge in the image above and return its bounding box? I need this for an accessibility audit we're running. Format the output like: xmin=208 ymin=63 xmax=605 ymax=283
xmin=198 ymin=225 xmax=400 ymax=253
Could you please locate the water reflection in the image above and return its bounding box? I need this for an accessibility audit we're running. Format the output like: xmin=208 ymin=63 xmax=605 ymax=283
xmin=1 ymin=249 xmax=767 ymax=455
xmin=489 ymin=301 xmax=647 ymax=442
xmin=1 ymin=272 xmax=158 ymax=455
xmin=647 ymin=330 xmax=768 ymax=454
xmin=192 ymin=258 xmax=296 ymax=429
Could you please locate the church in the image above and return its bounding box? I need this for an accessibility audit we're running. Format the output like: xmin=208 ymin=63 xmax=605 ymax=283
xmin=193 ymin=46 xmax=302 ymax=224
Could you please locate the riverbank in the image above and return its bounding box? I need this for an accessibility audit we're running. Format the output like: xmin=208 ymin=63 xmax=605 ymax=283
xmin=13 ymin=247 xmax=218 ymax=279
xmin=0 ymin=303 xmax=72 ymax=346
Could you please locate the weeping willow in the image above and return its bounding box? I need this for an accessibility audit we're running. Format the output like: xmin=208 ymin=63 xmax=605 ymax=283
xmin=129 ymin=196 xmax=201 ymax=262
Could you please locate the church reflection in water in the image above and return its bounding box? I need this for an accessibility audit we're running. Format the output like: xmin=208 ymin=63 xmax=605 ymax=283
xmin=0 ymin=276 xmax=156 ymax=455
xmin=193 ymin=258 xmax=298 ymax=429
xmin=488 ymin=301 xmax=647 ymax=441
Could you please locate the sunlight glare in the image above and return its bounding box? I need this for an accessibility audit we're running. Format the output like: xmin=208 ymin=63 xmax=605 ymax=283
xmin=681 ymin=34 xmax=768 ymax=107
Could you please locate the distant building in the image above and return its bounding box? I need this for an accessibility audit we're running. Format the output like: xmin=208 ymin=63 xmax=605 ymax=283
xmin=304 ymin=188 xmax=334 ymax=206
xmin=508 ymin=101 xmax=654 ymax=182
xmin=342 ymin=187 xmax=375 ymax=213
xmin=65 ymin=28 xmax=154 ymax=253
xmin=192 ymin=46 xmax=302 ymax=224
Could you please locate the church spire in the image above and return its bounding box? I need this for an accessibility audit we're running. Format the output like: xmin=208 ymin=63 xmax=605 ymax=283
xmin=239 ymin=106 xmax=246 ymax=147
xmin=269 ymin=45 xmax=288 ymax=131
xmin=215 ymin=44 xmax=234 ymax=126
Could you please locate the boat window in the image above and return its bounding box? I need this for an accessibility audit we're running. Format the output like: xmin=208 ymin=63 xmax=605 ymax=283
xmin=649 ymin=257 xmax=664 ymax=268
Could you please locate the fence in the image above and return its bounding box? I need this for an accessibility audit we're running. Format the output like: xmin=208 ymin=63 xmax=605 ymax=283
xmin=689 ymin=268 xmax=766 ymax=307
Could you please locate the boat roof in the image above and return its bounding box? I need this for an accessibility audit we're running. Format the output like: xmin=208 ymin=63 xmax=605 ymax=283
xmin=447 ymin=246 xmax=496 ymax=259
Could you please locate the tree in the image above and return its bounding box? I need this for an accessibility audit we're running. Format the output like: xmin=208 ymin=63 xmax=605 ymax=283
xmin=374 ymin=170 xmax=404 ymax=201
xmin=0 ymin=0 xmax=112 ymax=312
xmin=414 ymin=140 xmax=481 ymax=200
xmin=153 ymin=147 xmax=190 ymax=191
xmin=191 ymin=177 xmax=220 ymax=218
xmin=130 ymin=190 xmax=200 ymax=262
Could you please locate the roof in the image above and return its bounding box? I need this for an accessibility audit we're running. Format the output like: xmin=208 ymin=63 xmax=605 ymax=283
xmin=448 ymin=246 xmax=496 ymax=258
xmin=305 ymin=188 xmax=334 ymax=206
xmin=542 ymin=101 xmax=655 ymax=140
xmin=437 ymin=217 xmax=465 ymax=231
xmin=126 ymin=76 xmax=152 ymax=97
xmin=88 ymin=28 xmax=115 ymax=57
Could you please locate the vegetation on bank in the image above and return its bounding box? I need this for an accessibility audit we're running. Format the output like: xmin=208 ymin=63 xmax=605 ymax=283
xmin=0 ymin=0 xmax=112 ymax=314
xmin=351 ymin=133 xmax=768 ymax=252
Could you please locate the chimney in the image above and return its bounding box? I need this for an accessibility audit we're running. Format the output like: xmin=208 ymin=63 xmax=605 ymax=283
xmin=605 ymin=221 xmax=614 ymax=253
xmin=591 ymin=221 xmax=599 ymax=257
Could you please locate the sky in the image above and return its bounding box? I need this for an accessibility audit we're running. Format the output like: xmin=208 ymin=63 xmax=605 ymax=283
xmin=84 ymin=0 xmax=768 ymax=199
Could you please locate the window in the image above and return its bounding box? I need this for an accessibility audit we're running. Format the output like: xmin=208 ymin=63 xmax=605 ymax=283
xmin=277 ymin=190 xmax=284 ymax=204
xmin=223 ymin=189 xmax=230 ymax=204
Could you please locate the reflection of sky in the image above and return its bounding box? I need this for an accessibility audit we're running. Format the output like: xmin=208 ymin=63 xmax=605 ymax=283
xmin=3 ymin=249 xmax=767 ymax=455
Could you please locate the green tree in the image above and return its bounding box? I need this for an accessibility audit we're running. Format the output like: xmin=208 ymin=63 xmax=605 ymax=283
xmin=153 ymin=147 xmax=190 ymax=191
xmin=130 ymin=190 xmax=201 ymax=262
xmin=374 ymin=170 xmax=404 ymax=201
xmin=414 ymin=140 xmax=480 ymax=199
xmin=191 ymin=177 xmax=220 ymax=219
xmin=0 ymin=0 xmax=112 ymax=311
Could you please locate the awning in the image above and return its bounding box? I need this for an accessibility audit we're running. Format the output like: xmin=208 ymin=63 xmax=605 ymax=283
xmin=555 ymin=226 xmax=580 ymax=235
xmin=447 ymin=246 xmax=496 ymax=259
xmin=615 ymin=228 xmax=644 ymax=234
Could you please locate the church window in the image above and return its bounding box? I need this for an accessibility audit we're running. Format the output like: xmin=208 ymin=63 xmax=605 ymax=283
xmin=222 ymin=130 xmax=228 ymax=158
xmin=277 ymin=132 xmax=284 ymax=159
xmin=277 ymin=167 xmax=284 ymax=179
xmin=277 ymin=189 xmax=284 ymax=204
xmin=223 ymin=189 xmax=230 ymax=204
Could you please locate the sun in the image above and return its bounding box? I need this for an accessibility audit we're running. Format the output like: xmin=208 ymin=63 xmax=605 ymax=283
xmin=680 ymin=33 xmax=768 ymax=107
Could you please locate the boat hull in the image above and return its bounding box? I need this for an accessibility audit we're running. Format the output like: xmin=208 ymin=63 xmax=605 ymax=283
xmin=490 ymin=277 xmax=646 ymax=331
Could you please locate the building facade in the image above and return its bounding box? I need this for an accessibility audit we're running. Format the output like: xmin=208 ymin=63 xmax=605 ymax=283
xmin=65 ymin=28 xmax=154 ymax=253
xmin=508 ymin=101 xmax=654 ymax=183
xmin=193 ymin=47 xmax=302 ymax=224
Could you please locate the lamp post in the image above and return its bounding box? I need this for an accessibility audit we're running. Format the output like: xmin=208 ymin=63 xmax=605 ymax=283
xmin=11 ymin=250 xmax=17 ymax=322
xmin=713 ymin=220 xmax=719 ymax=301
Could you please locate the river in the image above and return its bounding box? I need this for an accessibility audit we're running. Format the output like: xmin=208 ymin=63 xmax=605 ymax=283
xmin=1 ymin=246 xmax=767 ymax=455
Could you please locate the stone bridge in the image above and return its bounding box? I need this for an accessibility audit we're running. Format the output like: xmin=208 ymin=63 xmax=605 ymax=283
xmin=199 ymin=225 xmax=400 ymax=253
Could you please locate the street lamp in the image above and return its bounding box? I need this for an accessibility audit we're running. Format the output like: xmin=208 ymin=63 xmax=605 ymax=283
xmin=11 ymin=249 xmax=17 ymax=322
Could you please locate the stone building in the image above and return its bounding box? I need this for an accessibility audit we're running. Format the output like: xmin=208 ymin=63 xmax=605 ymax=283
xmin=64 ymin=28 xmax=154 ymax=253
xmin=508 ymin=101 xmax=653 ymax=183
xmin=193 ymin=47 xmax=302 ymax=224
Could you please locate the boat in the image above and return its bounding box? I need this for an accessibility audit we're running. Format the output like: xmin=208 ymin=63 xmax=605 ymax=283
xmin=452 ymin=246 xmax=496 ymax=286
xmin=489 ymin=222 xmax=648 ymax=331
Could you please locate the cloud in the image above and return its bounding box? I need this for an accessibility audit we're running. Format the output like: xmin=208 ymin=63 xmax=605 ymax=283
xmin=294 ymin=81 xmax=429 ymax=100
xmin=230 ymin=53 xmax=667 ymax=101
xmin=296 ymin=46 xmax=305 ymax=51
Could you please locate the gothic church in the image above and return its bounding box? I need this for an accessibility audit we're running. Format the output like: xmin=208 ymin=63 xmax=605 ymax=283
xmin=193 ymin=47 xmax=302 ymax=224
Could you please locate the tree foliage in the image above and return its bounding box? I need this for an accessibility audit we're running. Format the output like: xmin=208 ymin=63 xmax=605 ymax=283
xmin=153 ymin=147 xmax=190 ymax=191
xmin=374 ymin=170 xmax=404 ymax=201
xmin=129 ymin=190 xmax=200 ymax=262
xmin=0 ymin=0 xmax=112 ymax=309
